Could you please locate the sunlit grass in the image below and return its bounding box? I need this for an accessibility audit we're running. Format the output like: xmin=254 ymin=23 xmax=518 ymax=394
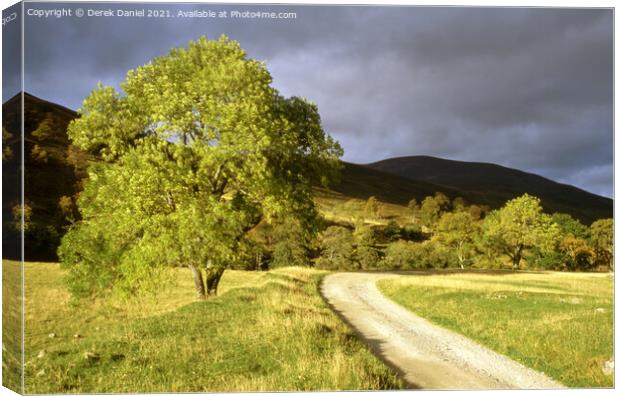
xmin=2 ymin=260 xmax=22 ymax=393
xmin=17 ymin=261 xmax=402 ymax=393
xmin=378 ymin=271 xmax=614 ymax=387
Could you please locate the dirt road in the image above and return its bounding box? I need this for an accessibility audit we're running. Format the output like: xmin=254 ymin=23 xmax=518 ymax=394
xmin=320 ymin=272 xmax=564 ymax=390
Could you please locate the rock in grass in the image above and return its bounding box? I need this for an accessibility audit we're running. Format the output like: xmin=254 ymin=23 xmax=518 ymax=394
xmin=48 ymin=333 xmax=56 ymax=338
xmin=83 ymin=351 xmax=100 ymax=362
xmin=73 ymin=334 xmax=81 ymax=339
xmin=603 ymin=359 xmax=614 ymax=375
xmin=37 ymin=350 xmax=46 ymax=358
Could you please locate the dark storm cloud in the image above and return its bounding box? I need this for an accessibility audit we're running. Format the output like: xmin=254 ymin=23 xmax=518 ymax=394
xmin=21 ymin=3 xmax=613 ymax=197
xmin=3 ymin=2 xmax=22 ymax=101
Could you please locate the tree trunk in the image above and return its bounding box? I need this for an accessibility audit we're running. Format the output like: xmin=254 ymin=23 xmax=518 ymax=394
xmin=188 ymin=264 xmax=206 ymax=300
xmin=206 ymin=266 xmax=225 ymax=296
xmin=512 ymin=244 xmax=524 ymax=270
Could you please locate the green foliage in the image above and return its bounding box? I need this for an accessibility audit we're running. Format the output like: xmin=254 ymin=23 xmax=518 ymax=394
xmin=380 ymin=240 xmax=454 ymax=270
xmin=230 ymin=239 xmax=267 ymax=271
xmin=353 ymin=223 xmax=376 ymax=245
xmin=31 ymin=144 xmax=49 ymax=163
xmin=383 ymin=220 xmax=402 ymax=241
xmin=353 ymin=224 xmax=380 ymax=270
xmin=551 ymin=213 xmax=590 ymax=240
xmin=61 ymin=36 xmax=342 ymax=298
xmin=527 ymin=248 xmax=567 ymax=271
xmin=418 ymin=192 xmax=450 ymax=229
xmin=2 ymin=127 xmax=13 ymax=161
xmin=3 ymin=95 xmax=92 ymax=261
xmin=364 ymin=196 xmax=380 ymax=219
xmin=315 ymin=226 xmax=356 ymax=270
xmin=401 ymin=224 xmax=424 ymax=241
xmin=481 ymin=194 xmax=560 ymax=269
xmin=407 ymin=198 xmax=419 ymax=222
xmin=355 ymin=246 xmax=381 ymax=270
xmin=451 ymin=196 xmax=467 ymax=212
xmin=560 ymin=236 xmax=596 ymax=271
xmin=270 ymin=218 xmax=312 ymax=268
xmin=590 ymin=219 xmax=613 ymax=271
xmin=435 ymin=211 xmax=480 ymax=268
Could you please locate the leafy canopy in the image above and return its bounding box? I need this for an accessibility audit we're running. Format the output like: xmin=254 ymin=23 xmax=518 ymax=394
xmin=482 ymin=194 xmax=560 ymax=269
xmin=59 ymin=36 xmax=343 ymax=298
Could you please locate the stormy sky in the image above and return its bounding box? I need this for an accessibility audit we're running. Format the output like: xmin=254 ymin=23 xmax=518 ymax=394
xmin=8 ymin=2 xmax=614 ymax=197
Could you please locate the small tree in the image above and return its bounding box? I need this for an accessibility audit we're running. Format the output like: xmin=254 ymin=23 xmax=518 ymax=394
xmin=383 ymin=220 xmax=402 ymax=241
xmin=590 ymin=218 xmax=613 ymax=271
xmin=435 ymin=211 xmax=480 ymax=269
xmin=270 ymin=217 xmax=312 ymax=268
xmin=365 ymin=196 xmax=380 ymax=219
xmin=407 ymin=198 xmax=419 ymax=223
xmin=481 ymin=194 xmax=560 ymax=269
xmin=560 ymin=235 xmax=595 ymax=271
xmin=551 ymin=213 xmax=590 ymax=240
xmin=59 ymin=36 xmax=342 ymax=299
xmin=419 ymin=196 xmax=440 ymax=228
xmin=354 ymin=224 xmax=380 ymax=269
xmin=315 ymin=226 xmax=356 ymax=270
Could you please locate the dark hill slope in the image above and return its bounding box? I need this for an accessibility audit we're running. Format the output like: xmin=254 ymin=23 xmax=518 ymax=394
xmin=332 ymin=162 xmax=466 ymax=205
xmin=2 ymin=92 xmax=91 ymax=260
xmin=367 ymin=156 xmax=612 ymax=224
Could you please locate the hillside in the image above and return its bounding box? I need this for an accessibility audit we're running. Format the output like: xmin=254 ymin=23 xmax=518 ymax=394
xmin=367 ymin=156 xmax=612 ymax=224
xmin=2 ymin=92 xmax=92 ymax=260
xmin=2 ymin=93 xmax=611 ymax=262
xmin=331 ymin=162 xmax=465 ymax=205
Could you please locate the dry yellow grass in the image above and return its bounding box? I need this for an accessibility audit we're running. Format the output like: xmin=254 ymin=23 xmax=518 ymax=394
xmin=12 ymin=261 xmax=401 ymax=393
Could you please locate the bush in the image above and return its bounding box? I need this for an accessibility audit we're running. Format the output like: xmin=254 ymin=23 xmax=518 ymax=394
xmin=269 ymin=218 xmax=312 ymax=268
xmin=383 ymin=220 xmax=402 ymax=241
xmin=271 ymin=238 xmax=311 ymax=268
xmin=380 ymin=241 xmax=420 ymax=270
xmin=401 ymin=224 xmax=424 ymax=241
xmin=315 ymin=226 xmax=357 ymax=270
xmin=381 ymin=240 xmax=458 ymax=270
xmin=231 ymin=240 xmax=269 ymax=271
xmin=356 ymin=245 xmax=381 ymax=270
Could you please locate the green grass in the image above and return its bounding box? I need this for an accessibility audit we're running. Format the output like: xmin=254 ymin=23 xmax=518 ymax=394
xmin=377 ymin=271 xmax=614 ymax=388
xmin=15 ymin=261 xmax=402 ymax=393
xmin=2 ymin=260 xmax=22 ymax=393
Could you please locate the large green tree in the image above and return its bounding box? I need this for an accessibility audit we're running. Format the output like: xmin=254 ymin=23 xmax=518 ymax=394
xmin=59 ymin=36 xmax=342 ymax=299
xmin=481 ymin=194 xmax=560 ymax=269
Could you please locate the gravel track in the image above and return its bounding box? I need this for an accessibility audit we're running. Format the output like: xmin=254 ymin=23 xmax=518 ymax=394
xmin=320 ymin=272 xmax=565 ymax=390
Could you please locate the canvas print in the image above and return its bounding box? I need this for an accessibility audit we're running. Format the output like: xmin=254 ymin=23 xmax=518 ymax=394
xmin=1 ymin=1 xmax=614 ymax=394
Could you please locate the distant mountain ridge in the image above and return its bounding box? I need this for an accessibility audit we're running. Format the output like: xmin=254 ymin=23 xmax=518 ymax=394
xmin=365 ymin=155 xmax=612 ymax=224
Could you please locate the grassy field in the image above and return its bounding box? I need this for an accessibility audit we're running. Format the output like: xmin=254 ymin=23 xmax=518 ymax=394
xmin=9 ymin=260 xmax=402 ymax=393
xmin=2 ymin=260 xmax=22 ymax=393
xmin=377 ymin=271 xmax=614 ymax=388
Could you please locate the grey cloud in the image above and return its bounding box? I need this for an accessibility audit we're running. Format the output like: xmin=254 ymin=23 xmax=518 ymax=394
xmin=20 ymin=3 xmax=613 ymax=197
